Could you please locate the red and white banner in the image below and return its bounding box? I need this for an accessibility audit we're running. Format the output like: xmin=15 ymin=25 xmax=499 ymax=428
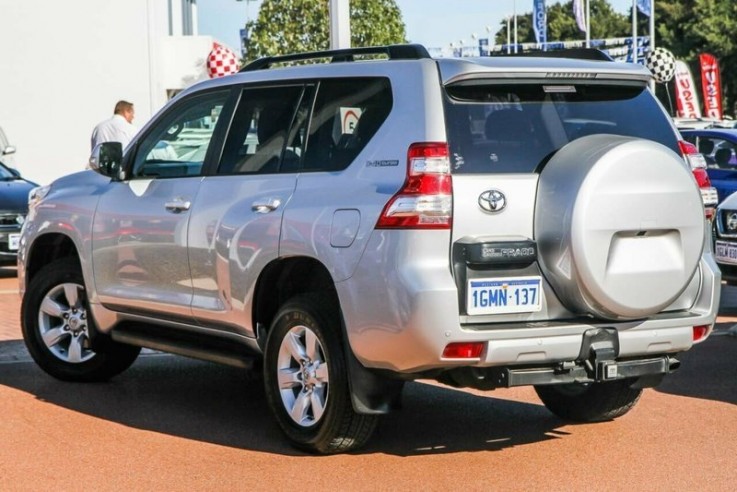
xmin=674 ymin=60 xmax=702 ymax=118
xmin=700 ymin=53 xmax=723 ymax=119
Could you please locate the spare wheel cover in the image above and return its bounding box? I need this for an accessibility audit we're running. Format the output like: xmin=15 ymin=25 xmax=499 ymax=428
xmin=535 ymin=134 xmax=704 ymax=320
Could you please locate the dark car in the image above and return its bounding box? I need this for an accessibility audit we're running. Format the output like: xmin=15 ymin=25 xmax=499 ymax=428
xmin=680 ymin=128 xmax=737 ymax=203
xmin=0 ymin=162 xmax=36 ymax=266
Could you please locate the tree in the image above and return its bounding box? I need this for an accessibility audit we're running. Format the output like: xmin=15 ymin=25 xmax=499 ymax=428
xmin=494 ymin=0 xmax=630 ymax=46
xmin=244 ymin=0 xmax=406 ymax=63
xmin=656 ymin=0 xmax=737 ymax=116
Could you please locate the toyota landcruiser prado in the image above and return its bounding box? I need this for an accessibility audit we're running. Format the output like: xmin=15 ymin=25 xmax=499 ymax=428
xmin=19 ymin=45 xmax=720 ymax=454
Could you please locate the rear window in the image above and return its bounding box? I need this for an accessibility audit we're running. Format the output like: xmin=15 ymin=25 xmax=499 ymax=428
xmin=444 ymin=82 xmax=679 ymax=174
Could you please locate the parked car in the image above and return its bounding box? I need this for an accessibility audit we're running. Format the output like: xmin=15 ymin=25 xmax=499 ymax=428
xmin=714 ymin=191 xmax=737 ymax=283
xmin=680 ymin=128 xmax=737 ymax=204
xmin=0 ymin=161 xmax=35 ymax=265
xmin=18 ymin=45 xmax=720 ymax=454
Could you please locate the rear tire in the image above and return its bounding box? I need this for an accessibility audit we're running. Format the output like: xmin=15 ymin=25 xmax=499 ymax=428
xmin=263 ymin=294 xmax=377 ymax=454
xmin=21 ymin=259 xmax=141 ymax=382
xmin=534 ymin=379 xmax=642 ymax=422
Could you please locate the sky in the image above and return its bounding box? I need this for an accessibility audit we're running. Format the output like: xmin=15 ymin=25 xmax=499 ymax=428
xmin=198 ymin=0 xmax=636 ymax=54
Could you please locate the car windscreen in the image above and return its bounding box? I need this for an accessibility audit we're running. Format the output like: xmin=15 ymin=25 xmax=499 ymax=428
xmin=443 ymin=81 xmax=679 ymax=174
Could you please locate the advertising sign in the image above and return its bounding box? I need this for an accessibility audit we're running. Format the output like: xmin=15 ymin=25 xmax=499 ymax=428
xmin=533 ymin=0 xmax=547 ymax=47
xmin=700 ymin=53 xmax=723 ymax=119
xmin=674 ymin=60 xmax=702 ymax=118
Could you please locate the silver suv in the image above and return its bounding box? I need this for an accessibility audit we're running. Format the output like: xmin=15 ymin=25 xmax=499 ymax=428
xmin=19 ymin=45 xmax=720 ymax=454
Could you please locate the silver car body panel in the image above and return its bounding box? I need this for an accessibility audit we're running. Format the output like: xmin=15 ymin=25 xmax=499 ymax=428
xmin=91 ymin=177 xmax=202 ymax=320
xmin=187 ymin=174 xmax=297 ymax=337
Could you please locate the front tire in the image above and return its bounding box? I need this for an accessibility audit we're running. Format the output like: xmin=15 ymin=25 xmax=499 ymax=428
xmin=263 ymin=294 xmax=377 ymax=454
xmin=535 ymin=379 xmax=642 ymax=422
xmin=21 ymin=259 xmax=141 ymax=382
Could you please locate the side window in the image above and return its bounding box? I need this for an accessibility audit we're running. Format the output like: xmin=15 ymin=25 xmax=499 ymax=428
xmin=218 ymin=85 xmax=305 ymax=175
xmin=131 ymin=91 xmax=229 ymax=179
xmin=303 ymin=78 xmax=392 ymax=172
xmin=712 ymin=138 xmax=737 ymax=169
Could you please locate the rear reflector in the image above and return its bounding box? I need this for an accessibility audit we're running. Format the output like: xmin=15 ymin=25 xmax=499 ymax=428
xmin=693 ymin=325 xmax=709 ymax=342
xmin=442 ymin=342 xmax=484 ymax=359
xmin=376 ymin=143 xmax=452 ymax=229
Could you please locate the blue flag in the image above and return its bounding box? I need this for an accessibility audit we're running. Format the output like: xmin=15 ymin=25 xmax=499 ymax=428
xmin=533 ymin=0 xmax=547 ymax=46
xmin=637 ymin=0 xmax=651 ymax=16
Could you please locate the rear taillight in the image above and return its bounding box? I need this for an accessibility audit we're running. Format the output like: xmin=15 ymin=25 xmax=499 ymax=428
xmin=376 ymin=142 xmax=452 ymax=229
xmin=679 ymin=140 xmax=718 ymax=216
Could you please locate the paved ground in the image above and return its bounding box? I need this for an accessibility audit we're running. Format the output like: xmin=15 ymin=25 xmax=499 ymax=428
xmin=1 ymin=267 xmax=736 ymax=490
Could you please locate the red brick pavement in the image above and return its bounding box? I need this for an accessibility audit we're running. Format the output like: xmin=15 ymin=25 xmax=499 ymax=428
xmin=0 ymin=268 xmax=735 ymax=342
xmin=0 ymin=268 xmax=20 ymax=342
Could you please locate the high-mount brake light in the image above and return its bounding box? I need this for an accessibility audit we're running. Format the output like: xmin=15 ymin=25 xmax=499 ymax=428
xmin=376 ymin=142 xmax=452 ymax=229
xmin=679 ymin=140 xmax=717 ymax=217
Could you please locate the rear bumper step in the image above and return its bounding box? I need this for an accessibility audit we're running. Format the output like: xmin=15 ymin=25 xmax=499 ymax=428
xmin=438 ymin=355 xmax=678 ymax=390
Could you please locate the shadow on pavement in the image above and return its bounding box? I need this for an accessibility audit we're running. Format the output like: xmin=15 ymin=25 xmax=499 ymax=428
xmin=655 ymin=326 xmax=737 ymax=406
xmin=0 ymin=266 xmax=17 ymax=279
xmin=0 ymin=351 xmax=569 ymax=457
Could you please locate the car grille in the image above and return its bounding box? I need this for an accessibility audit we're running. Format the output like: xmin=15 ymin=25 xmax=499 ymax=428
xmin=0 ymin=213 xmax=24 ymax=227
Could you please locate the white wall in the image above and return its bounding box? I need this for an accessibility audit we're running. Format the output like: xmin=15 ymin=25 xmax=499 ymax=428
xmin=0 ymin=0 xmax=211 ymax=185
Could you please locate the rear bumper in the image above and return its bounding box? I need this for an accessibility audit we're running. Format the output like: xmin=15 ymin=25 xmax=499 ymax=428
xmin=339 ymin=230 xmax=720 ymax=374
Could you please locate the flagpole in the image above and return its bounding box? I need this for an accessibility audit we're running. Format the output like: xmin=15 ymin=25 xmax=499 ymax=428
xmin=632 ymin=0 xmax=638 ymax=63
xmin=585 ymin=0 xmax=590 ymax=48
xmin=513 ymin=0 xmax=518 ymax=53
xmin=649 ymin=1 xmax=656 ymax=91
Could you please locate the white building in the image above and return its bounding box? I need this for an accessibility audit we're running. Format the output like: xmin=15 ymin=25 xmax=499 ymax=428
xmin=0 ymin=0 xmax=227 ymax=184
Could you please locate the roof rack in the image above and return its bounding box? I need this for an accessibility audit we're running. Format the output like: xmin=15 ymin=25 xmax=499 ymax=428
xmin=491 ymin=48 xmax=613 ymax=62
xmin=240 ymin=44 xmax=431 ymax=72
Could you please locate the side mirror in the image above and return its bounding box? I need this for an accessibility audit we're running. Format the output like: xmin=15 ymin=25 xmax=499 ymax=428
xmin=89 ymin=142 xmax=124 ymax=180
xmin=1 ymin=145 xmax=16 ymax=156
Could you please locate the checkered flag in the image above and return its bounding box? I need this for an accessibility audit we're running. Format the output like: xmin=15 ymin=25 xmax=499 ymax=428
xmin=207 ymin=43 xmax=239 ymax=79
xmin=645 ymin=47 xmax=676 ymax=84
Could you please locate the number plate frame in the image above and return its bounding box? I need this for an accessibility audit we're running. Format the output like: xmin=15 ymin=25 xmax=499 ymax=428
xmin=8 ymin=233 xmax=20 ymax=251
xmin=715 ymin=240 xmax=737 ymax=265
xmin=466 ymin=276 xmax=542 ymax=315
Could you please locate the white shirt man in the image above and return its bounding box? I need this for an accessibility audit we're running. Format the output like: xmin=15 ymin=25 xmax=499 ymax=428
xmin=90 ymin=100 xmax=137 ymax=150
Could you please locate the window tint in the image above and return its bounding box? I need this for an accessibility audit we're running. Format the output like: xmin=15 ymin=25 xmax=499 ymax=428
xmin=694 ymin=137 xmax=737 ymax=169
xmin=303 ymin=78 xmax=392 ymax=172
xmin=132 ymin=91 xmax=229 ymax=179
xmin=218 ymin=86 xmax=304 ymax=175
xmin=444 ymin=82 xmax=679 ymax=174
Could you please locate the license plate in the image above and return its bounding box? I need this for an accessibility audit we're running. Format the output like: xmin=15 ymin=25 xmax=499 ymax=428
xmin=467 ymin=277 xmax=542 ymax=315
xmin=8 ymin=233 xmax=19 ymax=251
xmin=715 ymin=240 xmax=737 ymax=264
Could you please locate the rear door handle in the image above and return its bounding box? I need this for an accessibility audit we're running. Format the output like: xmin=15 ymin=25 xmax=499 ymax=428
xmin=165 ymin=199 xmax=191 ymax=213
xmin=251 ymin=198 xmax=282 ymax=213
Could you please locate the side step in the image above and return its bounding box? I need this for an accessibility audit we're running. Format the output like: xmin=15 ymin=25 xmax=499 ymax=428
xmin=110 ymin=322 xmax=260 ymax=369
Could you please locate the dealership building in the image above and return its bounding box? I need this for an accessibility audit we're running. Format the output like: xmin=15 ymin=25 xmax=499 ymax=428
xmin=0 ymin=0 xmax=224 ymax=184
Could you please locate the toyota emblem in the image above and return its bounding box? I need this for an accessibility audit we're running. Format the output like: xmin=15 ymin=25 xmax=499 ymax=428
xmin=478 ymin=189 xmax=506 ymax=213
xmin=728 ymin=212 xmax=737 ymax=231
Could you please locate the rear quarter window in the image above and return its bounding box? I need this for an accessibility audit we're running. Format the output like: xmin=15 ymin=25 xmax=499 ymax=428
xmin=444 ymin=82 xmax=679 ymax=174
xmin=302 ymin=77 xmax=392 ymax=172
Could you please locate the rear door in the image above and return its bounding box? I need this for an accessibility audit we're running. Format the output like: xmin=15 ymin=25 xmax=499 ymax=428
xmin=187 ymin=84 xmax=311 ymax=336
xmin=443 ymin=80 xmax=681 ymax=322
xmin=92 ymin=90 xmax=231 ymax=320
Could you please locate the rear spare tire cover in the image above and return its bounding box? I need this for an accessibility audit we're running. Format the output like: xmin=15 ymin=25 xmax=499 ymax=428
xmin=535 ymin=134 xmax=704 ymax=320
